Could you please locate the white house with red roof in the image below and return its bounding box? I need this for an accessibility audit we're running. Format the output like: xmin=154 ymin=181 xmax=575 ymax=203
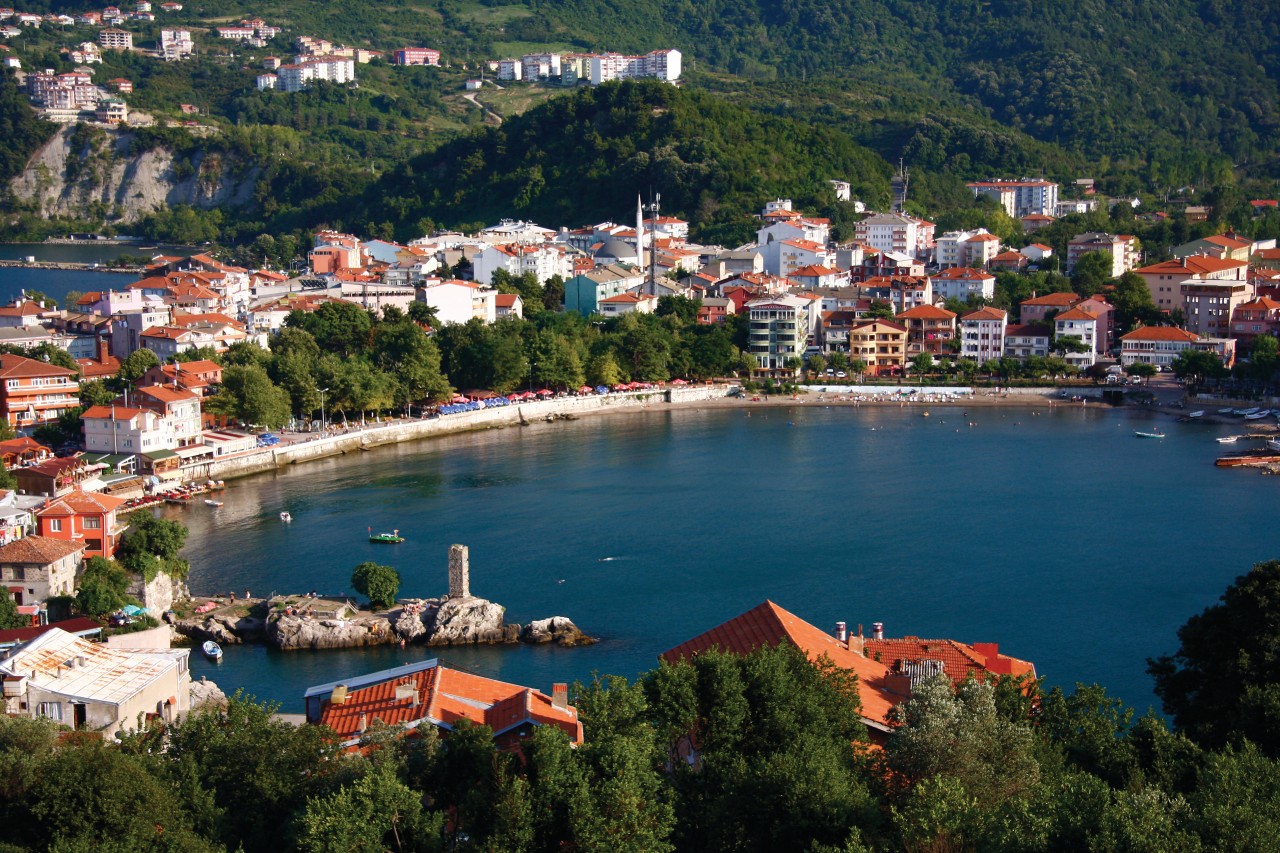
xmin=959 ymin=307 xmax=1007 ymax=362
xmin=472 ymin=242 xmax=572 ymax=287
xmin=935 ymin=228 xmax=1001 ymax=268
xmin=930 ymin=267 xmax=996 ymax=302
xmin=416 ymin=279 xmax=498 ymax=325
xmin=1120 ymin=326 xmax=1236 ymax=369
xmin=133 ymin=385 xmax=201 ymax=447
xmin=1053 ymin=307 xmax=1100 ymax=368
xmin=1003 ymin=324 xmax=1051 ymax=359
xmin=788 ymin=264 xmax=843 ymax=290
xmin=493 ymin=293 xmax=523 ymax=319
xmin=598 ymin=292 xmax=658 ymax=317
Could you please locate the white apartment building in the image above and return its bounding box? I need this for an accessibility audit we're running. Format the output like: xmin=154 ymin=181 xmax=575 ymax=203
xmin=521 ymin=53 xmax=561 ymax=80
xmin=471 ymin=243 xmax=571 ymax=286
xmin=959 ymin=307 xmax=1007 ymax=362
xmin=747 ymin=294 xmax=812 ymax=373
xmin=588 ymin=49 xmax=681 ymax=84
xmin=1053 ymin=307 xmax=1098 ymax=368
xmin=930 ymin=267 xmax=996 ymax=302
xmin=1066 ymin=232 xmax=1140 ymax=276
xmin=416 ymin=279 xmax=498 ymax=326
xmin=97 ymin=27 xmax=132 ymax=49
xmin=160 ymin=28 xmax=193 ymax=60
xmin=934 ymin=228 xmax=1001 ymax=267
xmin=82 ymin=405 xmax=175 ymax=454
xmin=967 ymin=179 xmax=1059 ymax=217
xmin=853 ymin=213 xmax=934 ymax=259
xmin=276 ymin=56 xmax=356 ymax=92
xmin=497 ymin=58 xmax=522 ymax=81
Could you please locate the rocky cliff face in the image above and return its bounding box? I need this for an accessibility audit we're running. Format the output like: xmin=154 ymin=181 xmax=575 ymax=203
xmin=270 ymin=613 xmax=398 ymax=650
xmin=9 ymin=125 xmax=259 ymax=222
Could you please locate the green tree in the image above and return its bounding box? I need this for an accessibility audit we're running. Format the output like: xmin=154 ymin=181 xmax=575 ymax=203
xmin=220 ymin=364 xmax=293 ymax=429
xmin=1149 ymin=560 xmax=1280 ymax=755
xmin=586 ymin=351 xmax=623 ymax=386
xmin=866 ymin=300 xmax=896 ymax=320
xmin=73 ymin=556 xmax=133 ymax=617
xmin=0 ymin=588 xmax=23 ymax=629
xmin=117 ymin=347 xmax=160 ymax=383
xmin=1112 ymin=271 xmax=1160 ymax=333
xmin=807 ymin=353 xmax=828 ymax=375
xmin=1246 ymin=334 xmax=1279 ymax=383
xmin=116 ymin=516 xmax=189 ymax=582
xmin=1125 ymin=362 xmax=1158 ymax=382
xmin=1071 ymin=251 xmax=1115 ymax=295
xmin=911 ymin=352 xmax=934 ymax=377
xmin=657 ymin=295 xmax=700 ymax=325
xmin=79 ymin=379 xmax=117 ymax=408
xmin=0 ymin=459 xmax=15 ymax=492
xmin=296 ymin=763 xmax=440 ymax=853
xmin=1171 ymin=349 xmax=1226 ymax=384
xmin=352 ymin=561 xmax=400 ymax=609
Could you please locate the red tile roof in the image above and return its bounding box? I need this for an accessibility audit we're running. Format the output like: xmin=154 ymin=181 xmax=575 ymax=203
xmin=961 ymin=307 xmax=1007 ymax=322
xmin=318 ymin=664 xmax=582 ymax=745
xmin=1054 ymin=307 xmax=1098 ymax=322
xmin=1021 ymin=292 xmax=1080 ymax=307
xmin=660 ymin=600 xmax=902 ymax=729
xmin=1135 ymin=256 xmax=1248 ymax=276
xmin=932 ymin=267 xmax=995 ymax=280
xmin=0 ymin=355 xmax=76 ymax=379
xmin=897 ymin=305 xmax=956 ymax=320
xmin=864 ymin=637 xmax=1036 ymax=686
xmin=0 ymin=534 xmax=86 ymax=564
xmin=1121 ymin=326 xmax=1199 ymax=342
xmin=35 ymin=489 xmax=127 ymax=517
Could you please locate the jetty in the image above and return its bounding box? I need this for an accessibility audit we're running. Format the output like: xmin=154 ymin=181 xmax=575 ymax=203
xmin=0 ymin=259 xmax=142 ymax=273
xmin=172 ymin=544 xmax=592 ymax=651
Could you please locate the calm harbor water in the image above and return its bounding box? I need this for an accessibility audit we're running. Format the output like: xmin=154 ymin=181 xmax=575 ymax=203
xmin=175 ymin=404 xmax=1272 ymax=714
xmin=0 ymin=243 xmax=190 ymax=305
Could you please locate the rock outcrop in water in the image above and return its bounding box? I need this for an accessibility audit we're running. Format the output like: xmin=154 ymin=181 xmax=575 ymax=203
xmin=174 ymin=544 xmax=593 ymax=652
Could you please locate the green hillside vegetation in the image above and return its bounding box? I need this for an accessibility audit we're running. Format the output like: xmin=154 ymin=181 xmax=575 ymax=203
xmin=359 ymin=79 xmax=892 ymax=245
xmin=3 ymin=563 xmax=1280 ymax=851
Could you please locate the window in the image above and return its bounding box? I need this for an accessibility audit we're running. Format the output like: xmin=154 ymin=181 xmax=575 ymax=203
xmin=83 ymin=516 xmax=100 ymax=530
xmin=38 ymin=702 xmax=62 ymax=721
xmin=49 ymin=519 xmax=62 ymax=532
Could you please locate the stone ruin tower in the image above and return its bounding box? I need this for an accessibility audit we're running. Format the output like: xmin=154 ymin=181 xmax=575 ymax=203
xmin=448 ymin=544 xmax=471 ymax=599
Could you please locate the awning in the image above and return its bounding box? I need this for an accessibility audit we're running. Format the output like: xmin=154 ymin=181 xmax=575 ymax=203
xmin=143 ymin=449 xmax=178 ymax=461
xmin=175 ymin=445 xmax=213 ymax=459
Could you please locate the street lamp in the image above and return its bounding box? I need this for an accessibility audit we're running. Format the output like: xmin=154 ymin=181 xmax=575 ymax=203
xmin=317 ymin=387 xmax=329 ymax=432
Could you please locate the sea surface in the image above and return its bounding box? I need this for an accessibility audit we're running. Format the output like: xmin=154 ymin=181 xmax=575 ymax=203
xmin=173 ymin=403 xmax=1273 ymax=714
xmin=0 ymin=242 xmax=192 ymax=305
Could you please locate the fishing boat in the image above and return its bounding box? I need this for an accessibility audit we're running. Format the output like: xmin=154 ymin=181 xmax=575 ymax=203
xmin=1188 ymin=410 xmax=1205 ymax=418
xmin=1216 ymin=452 xmax=1280 ymax=467
xmin=204 ymin=499 xmax=223 ymax=507
xmin=1246 ymin=410 xmax=1270 ymax=420
xmin=1217 ymin=436 xmax=1240 ymax=444
xmin=202 ymin=640 xmax=223 ymax=661
xmin=1242 ymin=407 xmax=1261 ymax=416
xmin=369 ymin=527 xmax=404 ymax=544
xmin=1218 ymin=407 xmax=1235 ymax=414
xmin=1134 ymin=430 xmax=1165 ymax=439
xmin=279 ymin=511 xmax=292 ymax=522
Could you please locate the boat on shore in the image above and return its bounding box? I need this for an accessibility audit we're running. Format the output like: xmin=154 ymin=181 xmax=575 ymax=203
xmin=1218 ymin=407 xmax=1235 ymax=414
xmin=1246 ymin=409 xmax=1272 ymax=420
xmin=1216 ymin=452 xmax=1280 ymax=467
xmin=369 ymin=528 xmax=404 ymax=544
xmin=1188 ymin=410 xmax=1205 ymax=418
xmin=202 ymin=640 xmax=223 ymax=661
xmin=204 ymin=499 xmax=223 ymax=507
xmin=1134 ymin=430 xmax=1165 ymax=439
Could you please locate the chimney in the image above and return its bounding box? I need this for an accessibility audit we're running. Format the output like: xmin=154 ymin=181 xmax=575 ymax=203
xmin=357 ymin=712 xmax=367 ymax=734
xmin=96 ymin=336 xmax=109 ymax=362
xmin=872 ymin=621 xmax=884 ymax=640
xmin=551 ymin=682 xmax=568 ymax=710
xmin=834 ymin=621 xmax=848 ymax=643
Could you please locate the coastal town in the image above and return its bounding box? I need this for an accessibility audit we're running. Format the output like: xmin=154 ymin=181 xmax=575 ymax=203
xmin=1 ymin=0 xmax=1280 ymax=845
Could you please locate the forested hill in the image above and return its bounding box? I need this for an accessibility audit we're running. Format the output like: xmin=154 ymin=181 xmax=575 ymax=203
xmin=361 ymin=81 xmax=891 ymax=245
xmin=538 ymin=0 xmax=1279 ymax=182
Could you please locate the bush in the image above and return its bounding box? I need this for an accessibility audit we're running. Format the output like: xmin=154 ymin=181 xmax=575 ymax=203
xmin=351 ymin=562 xmax=400 ymax=610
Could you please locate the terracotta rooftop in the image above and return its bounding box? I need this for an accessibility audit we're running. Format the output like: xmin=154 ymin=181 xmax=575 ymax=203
xmin=897 ymin=305 xmax=956 ymax=320
xmin=1135 ymin=256 xmax=1248 ymax=276
xmin=1121 ymin=326 xmax=1200 ymax=342
xmin=317 ymin=662 xmax=582 ymax=746
xmin=0 ymin=355 xmax=76 ymax=379
xmin=961 ymin=307 xmax=1008 ymax=322
xmin=35 ymin=489 xmax=128 ymax=517
xmin=0 ymin=534 xmax=86 ymax=564
xmin=660 ymin=600 xmax=902 ymax=730
xmin=1021 ymin=292 xmax=1080 ymax=307
xmin=865 ymin=636 xmax=1036 ymax=686
xmin=1054 ymin=307 xmax=1098 ymax=322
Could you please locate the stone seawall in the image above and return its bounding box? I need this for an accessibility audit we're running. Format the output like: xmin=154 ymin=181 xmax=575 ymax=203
xmin=183 ymin=384 xmax=731 ymax=484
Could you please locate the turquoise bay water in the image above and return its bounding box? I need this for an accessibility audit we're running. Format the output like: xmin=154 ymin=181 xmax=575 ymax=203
xmin=177 ymin=404 xmax=1271 ymax=714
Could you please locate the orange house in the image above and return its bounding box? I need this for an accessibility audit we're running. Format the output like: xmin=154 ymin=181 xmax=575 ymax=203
xmin=34 ymin=489 xmax=129 ymax=559
xmin=0 ymin=355 xmax=80 ymax=431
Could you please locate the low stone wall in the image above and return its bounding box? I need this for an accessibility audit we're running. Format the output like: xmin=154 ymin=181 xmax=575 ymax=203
xmin=185 ymin=384 xmax=731 ymax=485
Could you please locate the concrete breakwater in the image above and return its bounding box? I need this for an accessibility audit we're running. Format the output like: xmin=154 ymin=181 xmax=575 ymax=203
xmin=185 ymin=384 xmax=732 ymax=485
xmin=174 ymin=544 xmax=593 ymax=652
xmin=0 ymin=259 xmax=141 ymax=273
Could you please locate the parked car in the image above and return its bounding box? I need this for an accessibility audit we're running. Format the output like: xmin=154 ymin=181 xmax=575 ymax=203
xmin=835 ymin=371 xmax=847 ymax=378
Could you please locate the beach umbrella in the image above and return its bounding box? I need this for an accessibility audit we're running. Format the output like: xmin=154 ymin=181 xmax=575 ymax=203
xmin=507 ymin=393 xmax=521 ymax=401
xmin=578 ymin=385 xmax=592 ymax=394
xmin=672 ymin=378 xmax=687 ymax=385
xmin=596 ymin=385 xmax=609 ymax=394
xmin=538 ymin=389 xmax=553 ymax=396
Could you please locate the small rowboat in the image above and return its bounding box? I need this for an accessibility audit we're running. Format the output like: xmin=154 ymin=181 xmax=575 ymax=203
xmin=204 ymin=499 xmax=223 ymax=507
xmin=1134 ymin=430 xmax=1165 ymax=439
xmin=1216 ymin=436 xmax=1239 ymax=444
xmin=1188 ymin=411 xmax=1204 ymax=418
xmin=202 ymin=640 xmax=223 ymax=661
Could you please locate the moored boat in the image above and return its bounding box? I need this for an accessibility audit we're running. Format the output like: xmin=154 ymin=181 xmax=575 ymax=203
xmin=279 ymin=511 xmax=292 ymax=522
xmin=1216 ymin=452 xmax=1280 ymax=467
xmin=202 ymin=640 xmax=223 ymax=661
xmin=204 ymin=499 xmax=223 ymax=507
xmin=1134 ymin=430 xmax=1165 ymax=439
xmin=1218 ymin=407 xmax=1234 ymax=414
xmin=369 ymin=527 xmax=404 ymax=544
xmin=1188 ymin=411 xmax=1204 ymax=418
xmin=1216 ymin=436 xmax=1240 ymax=444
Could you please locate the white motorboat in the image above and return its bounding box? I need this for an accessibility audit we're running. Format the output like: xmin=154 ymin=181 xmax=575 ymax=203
xmin=1217 ymin=436 xmax=1240 ymax=444
xmin=280 ymin=511 xmax=292 ymax=522
xmin=1188 ymin=411 xmax=1205 ymax=418
xmin=202 ymin=640 xmax=223 ymax=661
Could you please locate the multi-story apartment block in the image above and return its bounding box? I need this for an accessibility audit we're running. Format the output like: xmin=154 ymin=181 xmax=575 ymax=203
xmin=1066 ymin=232 xmax=1140 ymax=276
xmin=1003 ymin=324 xmax=1051 ymax=359
xmin=959 ymin=307 xmax=1007 ymax=362
xmin=97 ymin=27 xmax=132 ymax=49
xmin=896 ymin=304 xmax=956 ymax=357
xmin=747 ymin=294 xmax=812 ymax=375
xmin=521 ymin=52 xmax=560 ymax=80
xmin=497 ymin=58 xmax=522 ymax=81
xmin=1230 ymin=296 xmax=1280 ymax=348
xmin=588 ymin=49 xmax=681 ymax=84
xmin=0 ymin=355 xmax=79 ymax=431
xmin=967 ymin=179 xmax=1059 ymax=218
xmin=1132 ymin=256 xmax=1249 ymax=313
xmin=393 ymin=47 xmax=440 ymax=66
xmin=1181 ymin=281 xmax=1252 ymax=339
xmin=1120 ymin=326 xmax=1236 ymax=370
xmin=934 ymin=229 xmax=1001 ymax=268
xmin=930 ymin=267 xmax=996 ymax=302
xmin=276 ymin=56 xmax=356 ymax=92
xmin=853 ymin=213 xmax=934 ymax=259
xmin=847 ymin=319 xmax=908 ymax=376
xmin=159 ymin=28 xmax=193 ymax=60
xmin=1053 ymin=307 xmax=1099 ymax=368
xmin=472 ymin=243 xmax=571 ymax=287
